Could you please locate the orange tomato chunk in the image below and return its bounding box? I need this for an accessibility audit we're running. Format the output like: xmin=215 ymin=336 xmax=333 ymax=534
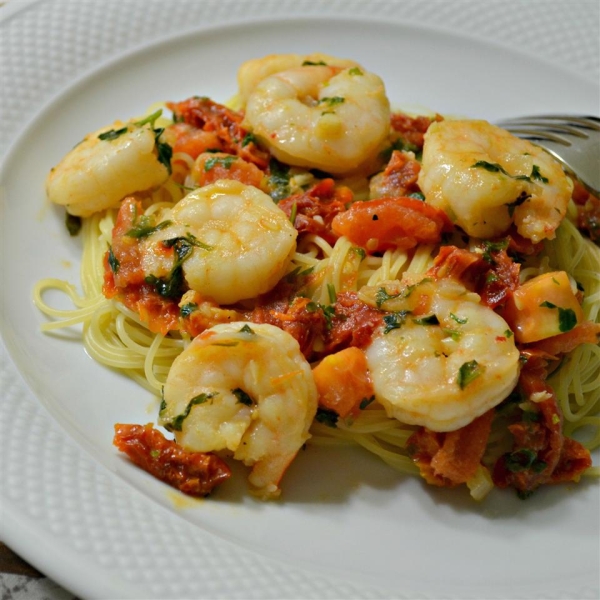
xmin=331 ymin=196 xmax=451 ymax=254
xmin=312 ymin=347 xmax=374 ymax=418
xmin=502 ymin=271 xmax=584 ymax=343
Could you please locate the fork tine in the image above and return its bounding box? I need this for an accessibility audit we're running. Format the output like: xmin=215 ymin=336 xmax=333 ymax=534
xmin=497 ymin=115 xmax=600 ymax=130
xmin=501 ymin=123 xmax=588 ymax=139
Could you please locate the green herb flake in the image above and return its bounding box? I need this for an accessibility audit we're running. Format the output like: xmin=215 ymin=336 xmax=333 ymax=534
xmin=179 ymin=302 xmax=198 ymax=318
xmin=348 ymin=67 xmax=363 ymax=76
xmin=98 ymin=127 xmax=128 ymax=141
xmin=530 ymin=164 xmax=549 ymax=183
xmin=506 ymin=191 xmax=530 ymax=217
xmin=165 ymin=392 xmax=217 ymax=432
xmin=383 ymin=310 xmax=411 ymax=334
xmin=359 ymin=395 xmax=375 ymax=410
xmin=239 ymin=324 xmax=255 ymax=334
xmin=126 ymin=217 xmax=172 ymax=239
xmin=504 ymin=448 xmax=547 ymax=474
xmin=204 ymin=155 xmax=237 ymax=171
xmin=241 ymin=132 xmax=257 ymax=147
xmin=412 ymin=314 xmax=439 ymax=326
xmin=539 ymin=301 xmax=578 ymax=332
xmin=150 ymin=449 xmax=161 ymax=459
xmin=319 ymin=96 xmax=345 ymax=107
xmin=134 ymin=109 xmax=163 ymax=128
xmin=65 ymin=213 xmax=82 ymax=236
xmin=450 ymin=312 xmax=468 ymax=325
xmin=315 ymin=407 xmax=339 ymax=428
xmin=232 ymin=388 xmax=253 ymax=406
xmin=107 ymin=245 xmax=120 ymax=274
xmin=375 ymin=287 xmax=401 ymax=308
xmin=480 ymin=239 xmax=509 ymax=263
xmin=268 ymin=158 xmax=291 ymax=202
xmin=457 ymin=360 xmax=484 ymax=389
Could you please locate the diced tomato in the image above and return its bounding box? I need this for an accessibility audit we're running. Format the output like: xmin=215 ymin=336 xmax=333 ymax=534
xmin=113 ymin=423 xmax=231 ymax=496
xmin=406 ymin=410 xmax=494 ymax=487
xmin=278 ymin=178 xmax=352 ymax=246
xmin=331 ymin=196 xmax=451 ymax=254
xmin=165 ymin=122 xmax=223 ymax=160
xmin=527 ymin=320 xmax=600 ymax=359
xmin=369 ymin=150 xmax=422 ymax=198
xmin=167 ymin=96 xmax=270 ymax=169
xmin=390 ymin=112 xmax=442 ymax=150
xmin=192 ymin=152 xmax=264 ymax=188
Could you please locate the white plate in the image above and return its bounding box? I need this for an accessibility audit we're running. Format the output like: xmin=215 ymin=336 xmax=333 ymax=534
xmin=1 ymin=1 xmax=599 ymax=598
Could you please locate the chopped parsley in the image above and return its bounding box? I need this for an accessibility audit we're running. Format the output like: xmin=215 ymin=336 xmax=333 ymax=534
xmin=179 ymin=302 xmax=198 ymax=318
xmin=65 ymin=213 xmax=82 ymax=236
xmin=412 ymin=314 xmax=440 ymax=326
xmin=241 ymin=132 xmax=257 ymax=147
xmin=98 ymin=127 xmax=128 ymax=141
xmin=315 ymin=407 xmax=339 ymax=428
xmin=164 ymin=392 xmax=217 ymax=432
xmin=204 ymin=155 xmax=237 ymax=171
xmin=232 ymin=388 xmax=253 ymax=406
xmin=268 ymin=158 xmax=291 ymax=202
xmin=359 ymin=395 xmax=375 ymax=410
xmin=457 ymin=360 xmax=484 ymax=389
xmin=145 ymin=234 xmax=211 ymax=299
xmin=383 ymin=310 xmax=411 ymax=333
xmin=126 ymin=217 xmax=172 ymax=239
xmin=107 ymin=245 xmax=120 ymax=274
xmin=539 ymin=301 xmax=578 ymax=332
xmin=449 ymin=312 xmax=468 ymax=325
xmin=471 ymin=160 xmax=549 ymax=184
xmin=504 ymin=448 xmax=547 ymax=474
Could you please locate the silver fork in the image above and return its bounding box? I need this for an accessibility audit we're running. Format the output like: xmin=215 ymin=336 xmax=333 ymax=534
xmin=495 ymin=114 xmax=600 ymax=195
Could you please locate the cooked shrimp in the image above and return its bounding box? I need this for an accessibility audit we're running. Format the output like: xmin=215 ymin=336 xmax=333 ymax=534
xmin=159 ymin=322 xmax=318 ymax=498
xmin=363 ymin=276 xmax=520 ymax=432
xmin=237 ymin=52 xmax=361 ymax=103
xmin=243 ymin=64 xmax=391 ymax=174
xmin=418 ymin=119 xmax=573 ymax=243
xmin=140 ymin=179 xmax=297 ymax=305
xmin=46 ymin=115 xmax=171 ymax=217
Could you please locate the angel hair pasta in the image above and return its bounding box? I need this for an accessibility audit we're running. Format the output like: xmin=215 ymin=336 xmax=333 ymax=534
xmin=36 ymin=52 xmax=600 ymax=501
